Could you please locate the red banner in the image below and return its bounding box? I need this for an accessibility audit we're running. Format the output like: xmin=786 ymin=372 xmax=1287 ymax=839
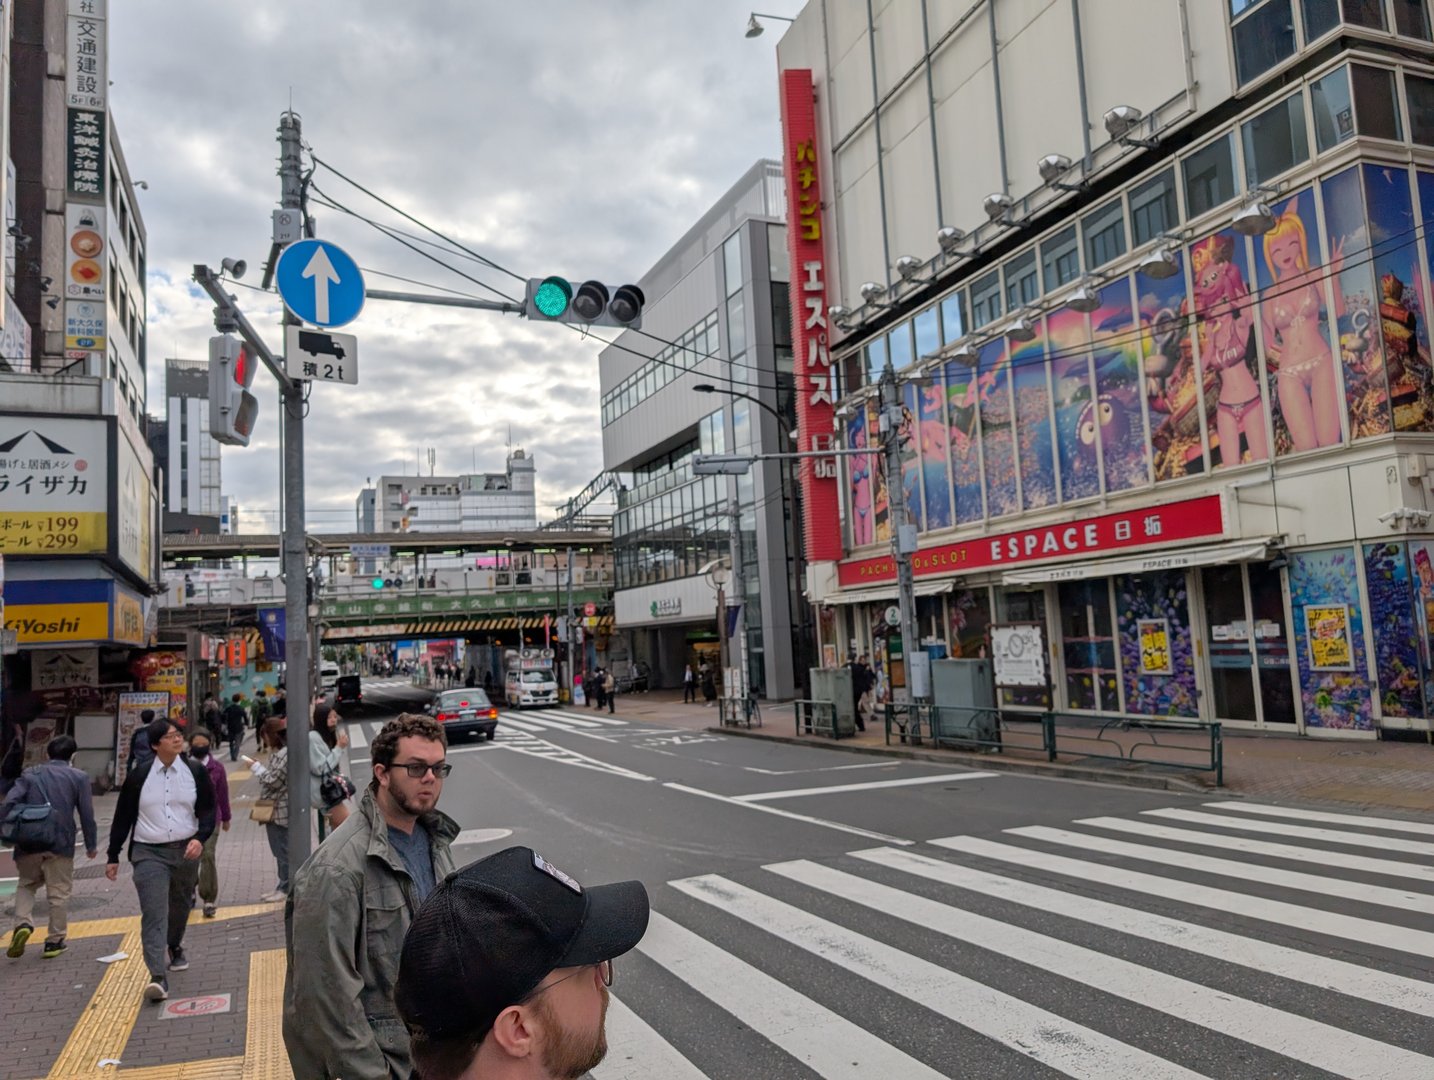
xmin=837 ymin=495 xmax=1225 ymax=587
xmin=779 ymin=69 xmax=842 ymax=562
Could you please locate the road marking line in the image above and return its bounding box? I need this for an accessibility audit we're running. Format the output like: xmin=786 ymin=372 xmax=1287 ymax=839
xmin=732 ymin=771 xmax=996 ymax=802
xmin=45 ymin=929 xmax=145 ymax=1079
xmin=496 ymin=715 xmax=546 ymax=732
xmin=637 ymin=912 xmax=946 ymax=1080
xmin=742 ymin=761 xmax=896 ymax=775
xmin=1081 ymin=814 xmax=1434 ymax=882
xmin=346 ymin=724 xmax=368 ymax=750
xmin=509 ymin=713 xmax=605 ymax=730
xmin=672 ymin=875 xmax=1206 ymax=1080
xmin=110 ymin=1055 xmax=246 ymax=1077
xmin=767 ymin=859 xmax=1434 ymax=1078
xmin=663 ymin=782 xmax=913 ymax=845
xmin=1008 ymin=825 xmax=1432 ymax=910
xmin=545 ymin=709 xmax=628 ymax=726
xmin=1144 ymin=807 xmax=1434 ymax=856
xmin=931 ymin=834 xmax=1434 ymax=958
xmin=591 ymin=992 xmax=708 ymax=1080
xmin=1204 ymin=801 xmax=1434 ymax=836
xmin=852 ymin=845 xmax=1434 ymax=1018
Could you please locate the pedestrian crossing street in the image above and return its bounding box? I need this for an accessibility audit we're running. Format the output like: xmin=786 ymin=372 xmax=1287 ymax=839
xmin=345 ymin=708 xmax=632 ymax=751
xmin=588 ymin=800 xmax=1434 ymax=1080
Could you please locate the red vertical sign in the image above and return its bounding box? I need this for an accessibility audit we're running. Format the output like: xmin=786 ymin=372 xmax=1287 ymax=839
xmin=779 ymin=68 xmax=842 ymax=563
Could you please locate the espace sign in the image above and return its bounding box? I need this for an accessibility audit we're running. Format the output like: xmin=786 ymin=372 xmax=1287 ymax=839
xmin=837 ymin=495 xmax=1225 ymax=587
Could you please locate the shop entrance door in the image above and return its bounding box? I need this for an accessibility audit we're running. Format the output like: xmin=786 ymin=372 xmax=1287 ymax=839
xmin=996 ymin=587 xmax=1052 ymax=709
xmin=1199 ymin=562 xmax=1297 ymax=727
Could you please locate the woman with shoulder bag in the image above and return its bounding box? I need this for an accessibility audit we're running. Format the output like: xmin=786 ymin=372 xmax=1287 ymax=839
xmin=309 ymin=703 xmax=353 ymax=840
xmin=242 ymin=718 xmax=290 ymax=902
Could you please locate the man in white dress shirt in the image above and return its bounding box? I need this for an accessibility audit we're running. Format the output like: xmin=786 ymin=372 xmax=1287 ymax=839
xmin=105 ymin=717 xmax=216 ymax=1002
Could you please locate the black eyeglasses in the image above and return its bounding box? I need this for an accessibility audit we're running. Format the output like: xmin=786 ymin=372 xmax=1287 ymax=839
xmin=522 ymin=960 xmax=614 ymax=1002
xmin=389 ymin=761 xmax=452 ymax=778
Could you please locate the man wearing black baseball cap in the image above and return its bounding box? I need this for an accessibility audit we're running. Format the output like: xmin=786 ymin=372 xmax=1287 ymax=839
xmin=395 ymin=846 xmax=650 ymax=1080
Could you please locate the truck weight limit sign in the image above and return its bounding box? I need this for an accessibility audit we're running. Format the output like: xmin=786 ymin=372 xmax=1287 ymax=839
xmin=285 ymin=325 xmax=359 ymax=385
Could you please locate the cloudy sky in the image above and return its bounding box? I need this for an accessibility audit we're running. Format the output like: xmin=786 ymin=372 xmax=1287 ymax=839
xmin=110 ymin=1 xmax=790 ymax=533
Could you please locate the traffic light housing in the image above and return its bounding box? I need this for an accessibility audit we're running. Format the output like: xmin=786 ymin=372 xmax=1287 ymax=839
xmin=524 ymin=276 xmax=645 ymax=329
xmin=208 ymin=335 xmax=258 ymax=446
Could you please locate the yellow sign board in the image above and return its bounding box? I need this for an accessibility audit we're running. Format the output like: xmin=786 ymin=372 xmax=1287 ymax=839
xmin=1305 ymin=604 xmax=1353 ymax=671
xmin=1137 ymin=618 xmax=1173 ymax=676
xmin=6 ymin=601 xmax=109 ymax=644
xmin=113 ymin=588 xmax=145 ymax=645
xmin=0 ymin=510 xmax=107 ymax=554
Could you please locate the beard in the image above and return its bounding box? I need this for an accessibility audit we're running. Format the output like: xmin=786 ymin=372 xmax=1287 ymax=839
xmin=535 ymin=984 xmax=608 ymax=1079
xmin=387 ymin=781 xmax=437 ymax=817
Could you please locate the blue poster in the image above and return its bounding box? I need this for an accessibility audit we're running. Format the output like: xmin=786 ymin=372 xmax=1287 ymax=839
xmin=258 ymin=607 xmax=286 ymax=662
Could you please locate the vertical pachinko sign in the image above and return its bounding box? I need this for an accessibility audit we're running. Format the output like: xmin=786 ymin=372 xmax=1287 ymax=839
xmin=779 ymin=69 xmax=841 ymax=562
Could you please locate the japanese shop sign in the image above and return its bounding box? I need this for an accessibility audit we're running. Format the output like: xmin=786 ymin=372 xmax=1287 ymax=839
xmin=1138 ymin=618 xmax=1173 ymax=676
xmin=65 ymin=0 xmax=106 ymax=111
xmin=0 ymin=414 xmax=107 ymax=554
xmin=115 ymin=690 xmax=167 ymax=787
xmin=64 ymin=299 xmax=105 ymax=351
xmin=837 ymin=494 xmax=1225 ymax=587
xmin=30 ymin=647 xmax=98 ymax=690
xmin=65 ymin=108 xmax=104 ymax=201
xmin=4 ymin=579 xmax=110 ymax=644
xmin=779 ymin=68 xmax=841 ymax=562
xmin=112 ymin=586 xmax=144 ymax=646
xmin=1305 ymin=604 xmax=1354 ymax=671
xmin=115 ymin=425 xmax=153 ymax=580
xmin=65 ymin=203 xmax=105 ymax=300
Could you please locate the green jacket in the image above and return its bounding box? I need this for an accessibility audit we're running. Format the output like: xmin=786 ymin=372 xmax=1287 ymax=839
xmin=282 ymin=788 xmax=458 ymax=1080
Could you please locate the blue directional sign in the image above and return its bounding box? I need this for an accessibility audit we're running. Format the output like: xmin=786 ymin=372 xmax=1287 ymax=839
xmin=275 ymin=239 xmax=365 ymax=328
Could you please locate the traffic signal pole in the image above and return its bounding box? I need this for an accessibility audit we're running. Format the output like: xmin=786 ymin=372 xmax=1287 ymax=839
xmin=878 ymin=364 xmax=927 ymax=710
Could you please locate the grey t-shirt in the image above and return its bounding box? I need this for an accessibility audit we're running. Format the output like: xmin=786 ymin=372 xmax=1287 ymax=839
xmin=387 ymin=820 xmax=436 ymax=904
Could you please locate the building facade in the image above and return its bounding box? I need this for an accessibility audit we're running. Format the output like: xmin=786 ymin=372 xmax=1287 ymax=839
xmin=161 ymin=357 xmax=221 ymax=518
xmin=600 ymin=160 xmax=808 ymax=698
xmin=777 ymin=0 xmax=1434 ymax=737
xmin=356 ymin=449 xmax=538 ymax=534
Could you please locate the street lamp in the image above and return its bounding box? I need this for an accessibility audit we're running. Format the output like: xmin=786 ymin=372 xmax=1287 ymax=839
xmin=692 ymin=383 xmax=796 ymax=444
xmin=745 ymin=11 xmax=794 ymax=37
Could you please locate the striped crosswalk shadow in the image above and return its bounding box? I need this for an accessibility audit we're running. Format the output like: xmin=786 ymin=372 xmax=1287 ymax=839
xmin=591 ymin=800 xmax=1434 ymax=1078
xmin=498 ymin=708 xmax=628 ymax=733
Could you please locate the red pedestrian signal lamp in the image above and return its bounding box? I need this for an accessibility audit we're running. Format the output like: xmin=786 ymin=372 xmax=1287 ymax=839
xmin=208 ymin=334 xmax=259 ymax=447
xmin=524 ymin=276 xmax=645 ymax=329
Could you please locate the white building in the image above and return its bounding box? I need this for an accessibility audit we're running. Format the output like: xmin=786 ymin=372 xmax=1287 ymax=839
xmin=357 ymin=449 xmax=538 ymax=534
xmin=163 ymin=357 xmax=221 ymax=518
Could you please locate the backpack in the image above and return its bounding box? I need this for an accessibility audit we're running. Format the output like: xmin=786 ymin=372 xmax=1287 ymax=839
xmin=0 ymin=768 xmax=62 ymax=852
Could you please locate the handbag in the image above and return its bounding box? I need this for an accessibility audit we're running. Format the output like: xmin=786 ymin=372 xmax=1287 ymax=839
xmin=249 ymin=798 xmax=276 ymax=824
xmin=0 ymin=769 xmax=60 ymax=851
xmin=319 ymin=769 xmax=356 ymax=810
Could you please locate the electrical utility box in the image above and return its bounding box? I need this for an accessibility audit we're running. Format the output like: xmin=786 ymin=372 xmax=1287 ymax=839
xmin=931 ymin=658 xmax=997 ymax=743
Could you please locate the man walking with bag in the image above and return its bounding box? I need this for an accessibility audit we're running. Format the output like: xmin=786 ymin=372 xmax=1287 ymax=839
xmin=3 ymin=736 xmax=97 ymax=960
xmin=106 ymin=717 xmax=216 ymax=1003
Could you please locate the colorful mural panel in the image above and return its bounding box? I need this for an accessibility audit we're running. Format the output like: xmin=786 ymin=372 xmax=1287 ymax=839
xmin=1289 ymin=547 xmax=1374 ymax=730
xmin=1116 ymin=569 xmax=1198 ymax=717
xmin=977 ymin=339 xmax=1017 ymax=518
xmin=1139 ymin=252 xmax=1204 ymax=481
xmin=1253 ymin=189 xmax=1343 ymax=455
xmin=899 ymin=381 xmax=923 ymax=532
xmin=945 ymin=359 xmax=984 ymax=524
xmin=1011 ymin=323 xmax=1056 ymax=511
xmin=946 ymin=587 xmax=991 ymax=659
xmin=1048 ymin=307 xmax=1101 ymax=502
xmin=917 ymin=371 xmax=952 ymax=531
xmin=1192 ymin=227 xmax=1269 ymax=467
xmin=1090 ymin=279 xmax=1149 ymax=491
xmin=1364 ymin=164 xmax=1434 ymax=433
xmin=1362 ymin=541 xmax=1423 ymax=718
xmin=846 ymin=405 xmax=874 ymax=547
xmin=867 ymin=397 xmax=891 ymax=543
xmin=1321 ymin=165 xmax=1392 ymax=439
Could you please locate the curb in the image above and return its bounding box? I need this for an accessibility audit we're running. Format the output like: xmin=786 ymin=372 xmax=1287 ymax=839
xmin=705 ymin=726 xmax=1213 ymax=795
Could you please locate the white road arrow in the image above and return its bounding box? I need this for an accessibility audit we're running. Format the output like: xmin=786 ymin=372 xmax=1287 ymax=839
xmin=301 ymin=245 xmax=341 ymax=324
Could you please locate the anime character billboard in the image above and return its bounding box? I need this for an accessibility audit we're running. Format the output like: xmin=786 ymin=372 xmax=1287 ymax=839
xmin=1140 ymin=250 xmax=1203 ymax=480
xmin=977 ymin=339 xmax=1017 ymax=518
xmin=1192 ymin=228 xmax=1269 ymax=467
xmin=1048 ymin=306 xmax=1101 ymax=502
xmin=1089 ymin=279 xmax=1150 ymax=490
xmin=1009 ymin=321 xmax=1056 ymax=511
xmin=945 ymin=359 xmax=984 ymax=524
xmin=917 ymin=371 xmax=952 ymax=531
xmin=1365 ymin=164 xmax=1434 ymax=433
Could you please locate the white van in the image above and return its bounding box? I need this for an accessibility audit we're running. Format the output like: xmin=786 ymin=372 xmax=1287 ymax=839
xmin=505 ymin=668 xmax=557 ymax=708
xmin=319 ymin=664 xmax=340 ymax=692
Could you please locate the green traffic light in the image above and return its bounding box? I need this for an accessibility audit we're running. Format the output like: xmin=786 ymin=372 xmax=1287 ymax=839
xmin=534 ymin=276 xmax=572 ymax=318
xmin=372 ymin=577 xmax=385 ymax=589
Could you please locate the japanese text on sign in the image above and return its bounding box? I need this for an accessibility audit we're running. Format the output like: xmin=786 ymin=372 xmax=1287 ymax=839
xmin=1137 ymin=618 xmax=1173 ymax=676
xmin=1305 ymin=604 xmax=1354 ymax=671
xmin=65 ymin=2 xmax=106 ymax=111
xmin=65 ymin=109 xmax=105 ymax=201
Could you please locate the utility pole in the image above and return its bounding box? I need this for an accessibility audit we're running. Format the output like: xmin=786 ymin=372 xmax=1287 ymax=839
xmin=726 ymin=504 xmax=748 ymax=710
xmin=565 ymin=546 xmax=576 ymax=702
xmin=879 ymin=365 xmax=927 ymax=707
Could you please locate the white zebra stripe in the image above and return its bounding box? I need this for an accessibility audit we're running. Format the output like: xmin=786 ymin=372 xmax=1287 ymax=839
xmin=765 ymin=858 xmax=1434 ymax=1079
xmin=637 ymin=911 xmax=946 ymax=1079
xmin=1204 ymin=801 xmax=1434 ymax=836
xmin=590 ymin=993 xmax=707 ymax=1080
xmin=346 ymin=724 xmax=369 ymax=750
xmin=1141 ymin=807 xmax=1434 ymax=858
xmin=671 ymin=874 xmax=1209 ymax=1080
xmin=851 ymin=845 xmax=1434 ymax=1017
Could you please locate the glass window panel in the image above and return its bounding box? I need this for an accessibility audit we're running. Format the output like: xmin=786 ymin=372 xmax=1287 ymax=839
xmin=1230 ymin=0 xmax=1260 ymax=12
xmin=1241 ymin=94 xmax=1309 ymax=186
xmin=767 ymin=222 xmax=789 ymax=281
xmin=723 ymin=231 xmax=743 ymax=296
xmin=1311 ymin=66 xmax=1355 ymax=151
xmin=1005 ymin=249 xmax=1039 ymax=309
xmin=1082 ymin=200 xmax=1127 ymax=268
xmin=888 ymin=321 xmax=915 ymax=370
xmin=1183 ymin=135 xmax=1237 ymax=217
xmin=1302 ymin=0 xmax=1340 ymax=36
xmin=914 ymin=305 xmax=940 ymax=359
xmin=1129 ymin=169 xmax=1178 ymax=247
xmin=1353 ymin=64 xmax=1403 ymax=139
xmin=866 ymin=336 xmax=888 ymax=382
xmin=970 ymin=271 xmax=1002 ymax=328
xmin=940 ymin=291 xmax=966 ymax=343
xmin=1232 ymin=0 xmax=1296 ymax=85
xmin=726 ymin=292 xmax=747 ymax=358
xmin=1341 ymin=0 xmax=1386 ymax=27
xmin=1041 ymin=225 xmax=1081 ymax=290
xmin=1394 ymin=0 xmax=1433 ymax=37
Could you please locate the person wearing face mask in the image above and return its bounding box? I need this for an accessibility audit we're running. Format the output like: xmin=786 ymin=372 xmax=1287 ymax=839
xmin=185 ymin=730 xmax=231 ymax=919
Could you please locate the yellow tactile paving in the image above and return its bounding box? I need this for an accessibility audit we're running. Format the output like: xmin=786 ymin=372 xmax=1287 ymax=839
xmin=115 ymin=1057 xmax=245 ymax=1078
xmin=64 ymin=901 xmax=282 ymax=941
xmin=228 ymin=769 xmax=253 ymax=782
xmin=241 ymin=949 xmax=294 ymax=1080
xmin=44 ymin=928 xmax=147 ymax=1079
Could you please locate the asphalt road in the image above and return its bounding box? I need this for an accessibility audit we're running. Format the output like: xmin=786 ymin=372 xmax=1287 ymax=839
xmin=339 ymin=679 xmax=1434 ymax=1079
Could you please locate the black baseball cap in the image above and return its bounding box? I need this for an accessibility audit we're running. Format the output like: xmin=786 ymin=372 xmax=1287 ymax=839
xmin=395 ymin=846 xmax=650 ymax=1040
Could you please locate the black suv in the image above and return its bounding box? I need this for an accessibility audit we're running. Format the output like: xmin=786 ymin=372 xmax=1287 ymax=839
xmin=335 ymin=675 xmax=362 ymax=705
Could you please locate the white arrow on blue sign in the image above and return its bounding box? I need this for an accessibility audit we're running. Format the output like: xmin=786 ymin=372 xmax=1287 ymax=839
xmin=275 ymin=239 xmax=366 ymax=328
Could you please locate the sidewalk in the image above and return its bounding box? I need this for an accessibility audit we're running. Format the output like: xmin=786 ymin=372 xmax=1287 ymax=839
xmin=1 ymin=726 xmax=296 ymax=1080
xmin=606 ymin=688 xmax=1434 ymax=814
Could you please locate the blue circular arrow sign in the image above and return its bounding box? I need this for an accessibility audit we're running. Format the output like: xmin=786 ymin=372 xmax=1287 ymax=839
xmin=275 ymin=239 xmax=366 ymax=328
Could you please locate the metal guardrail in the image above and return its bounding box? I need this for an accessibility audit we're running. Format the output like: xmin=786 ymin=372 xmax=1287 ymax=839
xmin=1048 ymin=713 xmax=1223 ymax=786
xmin=794 ymin=699 xmax=841 ymax=738
xmin=720 ymin=695 xmax=762 ymax=729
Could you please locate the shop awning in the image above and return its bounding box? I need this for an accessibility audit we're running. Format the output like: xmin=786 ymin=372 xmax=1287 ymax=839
xmin=822 ymin=579 xmax=954 ymax=606
xmin=1000 ymin=537 xmax=1278 ymax=586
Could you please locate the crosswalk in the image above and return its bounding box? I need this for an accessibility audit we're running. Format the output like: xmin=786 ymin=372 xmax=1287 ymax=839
xmin=344 ymin=708 xmax=632 ymax=754
xmin=585 ymin=799 xmax=1434 ymax=1079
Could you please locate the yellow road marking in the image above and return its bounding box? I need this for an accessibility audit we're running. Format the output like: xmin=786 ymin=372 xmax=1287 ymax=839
xmin=45 ymin=929 xmax=147 ymax=1079
xmin=63 ymin=902 xmax=281 ymax=941
xmin=228 ymin=770 xmax=253 ymax=782
xmin=116 ymin=1058 xmax=245 ymax=1078
xmin=242 ymin=949 xmax=294 ymax=1080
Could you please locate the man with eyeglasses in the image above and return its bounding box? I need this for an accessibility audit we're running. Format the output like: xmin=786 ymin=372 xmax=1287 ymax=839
xmin=283 ymin=713 xmax=459 ymax=1080
xmin=395 ymin=846 xmax=649 ymax=1080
